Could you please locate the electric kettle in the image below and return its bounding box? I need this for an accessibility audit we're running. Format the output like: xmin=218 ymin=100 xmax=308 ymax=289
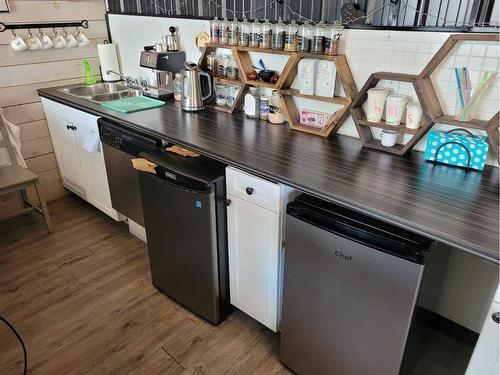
xmin=181 ymin=62 xmax=212 ymax=112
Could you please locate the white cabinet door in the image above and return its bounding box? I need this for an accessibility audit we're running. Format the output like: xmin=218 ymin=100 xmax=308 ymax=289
xmin=76 ymin=120 xmax=121 ymax=221
xmin=43 ymin=110 xmax=86 ymax=197
xmin=466 ymin=287 xmax=500 ymax=375
xmin=227 ymin=194 xmax=280 ymax=331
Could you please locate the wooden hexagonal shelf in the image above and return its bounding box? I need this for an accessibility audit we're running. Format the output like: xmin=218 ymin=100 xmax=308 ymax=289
xmin=419 ymin=33 xmax=500 ymax=163
xmin=350 ymin=72 xmax=437 ymax=155
xmin=199 ymin=44 xmax=358 ymax=137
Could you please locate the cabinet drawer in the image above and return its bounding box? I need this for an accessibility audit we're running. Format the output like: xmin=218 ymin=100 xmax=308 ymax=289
xmin=226 ymin=167 xmax=280 ymax=213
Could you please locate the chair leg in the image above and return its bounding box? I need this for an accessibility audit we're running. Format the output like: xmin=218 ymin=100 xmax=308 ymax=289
xmin=33 ymin=180 xmax=53 ymax=234
xmin=20 ymin=189 xmax=30 ymax=208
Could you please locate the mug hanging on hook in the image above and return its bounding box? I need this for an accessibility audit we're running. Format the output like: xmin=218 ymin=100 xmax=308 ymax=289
xmin=10 ymin=29 xmax=28 ymax=51
xmin=52 ymin=27 xmax=67 ymax=48
xmin=75 ymin=26 xmax=90 ymax=47
xmin=63 ymin=26 xmax=78 ymax=48
xmin=27 ymin=28 xmax=43 ymax=50
xmin=39 ymin=27 xmax=54 ymax=49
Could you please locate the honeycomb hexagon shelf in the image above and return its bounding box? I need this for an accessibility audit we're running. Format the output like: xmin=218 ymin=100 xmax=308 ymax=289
xmin=199 ymin=44 xmax=358 ymax=137
xmin=350 ymin=72 xmax=439 ymax=155
xmin=350 ymin=33 xmax=500 ymax=160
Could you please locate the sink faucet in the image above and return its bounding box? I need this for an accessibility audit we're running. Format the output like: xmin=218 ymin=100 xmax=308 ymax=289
xmin=106 ymin=70 xmax=139 ymax=86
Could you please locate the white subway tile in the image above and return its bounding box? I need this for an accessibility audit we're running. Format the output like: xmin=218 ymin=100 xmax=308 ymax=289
xmin=456 ymin=43 xmax=472 ymax=55
xmin=482 ymin=58 xmax=498 ymax=72
xmin=405 ymin=42 xmax=417 ymax=52
xmin=471 ymin=44 xmax=487 ymax=57
xmin=468 ymin=57 xmax=484 ymax=70
xmin=417 ymin=43 xmax=430 ymax=53
xmin=487 ymin=45 xmax=499 ymax=57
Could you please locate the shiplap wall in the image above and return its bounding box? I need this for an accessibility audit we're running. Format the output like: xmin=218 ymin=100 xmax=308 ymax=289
xmin=0 ymin=0 xmax=107 ymax=218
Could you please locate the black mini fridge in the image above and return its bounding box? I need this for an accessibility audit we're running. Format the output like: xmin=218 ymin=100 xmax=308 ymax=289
xmin=138 ymin=150 xmax=230 ymax=325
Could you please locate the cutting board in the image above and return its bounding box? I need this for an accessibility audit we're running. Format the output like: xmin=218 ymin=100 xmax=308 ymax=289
xmin=101 ymin=96 xmax=165 ymax=113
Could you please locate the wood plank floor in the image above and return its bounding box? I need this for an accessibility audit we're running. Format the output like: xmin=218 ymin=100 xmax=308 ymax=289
xmin=0 ymin=195 xmax=291 ymax=375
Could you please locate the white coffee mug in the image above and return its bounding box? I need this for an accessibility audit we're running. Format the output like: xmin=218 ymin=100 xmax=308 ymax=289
xmin=52 ymin=31 xmax=67 ymax=49
xmin=39 ymin=31 xmax=54 ymax=49
xmin=405 ymin=102 xmax=423 ymax=129
xmin=27 ymin=32 xmax=42 ymax=50
xmin=10 ymin=32 xmax=29 ymax=51
xmin=75 ymin=30 xmax=90 ymax=47
xmin=64 ymin=31 xmax=78 ymax=48
xmin=385 ymin=94 xmax=408 ymax=126
xmin=366 ymin=88 xmax=389 ymax=123
xmin=380 ymin=129 xmax=398 ymax=147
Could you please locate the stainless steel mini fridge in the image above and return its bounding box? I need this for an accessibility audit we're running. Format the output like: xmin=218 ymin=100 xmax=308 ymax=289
xmin=280 ymin=194 xmax=432 ymax=375
xmin=138 ymin=150 xmax=230 ymax=325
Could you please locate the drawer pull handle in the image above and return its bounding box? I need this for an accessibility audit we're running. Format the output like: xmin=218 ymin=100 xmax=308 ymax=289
xmin=493 ymin=312 xmax=500 ymax=324
xmin=245 ymin=187 xmax=254 ymax=195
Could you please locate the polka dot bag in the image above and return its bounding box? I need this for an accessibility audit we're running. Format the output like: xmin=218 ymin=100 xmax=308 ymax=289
xmin=424 ymin=129 xmax=489 ymax=171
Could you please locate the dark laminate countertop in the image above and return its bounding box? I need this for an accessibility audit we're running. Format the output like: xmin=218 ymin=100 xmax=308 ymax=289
xmin=38 ymin=87 xmax=500 ymax=263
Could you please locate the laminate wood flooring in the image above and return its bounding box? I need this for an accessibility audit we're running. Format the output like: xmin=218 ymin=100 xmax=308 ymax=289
xmin=0 ymin=196 xmax=291 ymax=375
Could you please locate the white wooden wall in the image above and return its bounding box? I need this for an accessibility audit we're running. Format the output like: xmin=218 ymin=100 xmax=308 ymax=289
xmin=0 ymin=0 xmax=107 ymax=218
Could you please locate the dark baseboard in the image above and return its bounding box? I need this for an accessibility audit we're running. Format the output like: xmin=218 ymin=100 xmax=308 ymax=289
xmin=415 ymin=307 xmax=479 ymax=347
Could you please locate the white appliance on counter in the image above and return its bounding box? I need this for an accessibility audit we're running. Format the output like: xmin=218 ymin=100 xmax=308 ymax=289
xmin=41 ymin=98 xmax=122 ymax=221
xmin=225 ymin=167 xmax=297 ymax=332
xmin=466 ymin=284 xmax=500 ymax=375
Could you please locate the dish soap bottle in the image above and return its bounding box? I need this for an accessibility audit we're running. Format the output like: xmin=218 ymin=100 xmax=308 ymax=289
xmin=83 ymin=59 xmax=96 ymax=85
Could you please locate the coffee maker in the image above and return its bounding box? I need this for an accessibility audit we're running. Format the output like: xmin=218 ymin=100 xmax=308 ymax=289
xmin=139 ymin=49 xmax=186 ymax=100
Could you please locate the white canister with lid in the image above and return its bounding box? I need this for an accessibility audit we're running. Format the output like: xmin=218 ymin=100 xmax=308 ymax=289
xmin=366 ymin=88 xmax=389 ymax=122
xmin=405 ymin=102 xmax=423 ymax=129
xmin=385 ymin=94 xmax=408 ymax=125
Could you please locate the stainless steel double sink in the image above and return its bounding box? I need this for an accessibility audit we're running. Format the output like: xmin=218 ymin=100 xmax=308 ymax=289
xmin=58 ymin=82 xmax=142 ymax=103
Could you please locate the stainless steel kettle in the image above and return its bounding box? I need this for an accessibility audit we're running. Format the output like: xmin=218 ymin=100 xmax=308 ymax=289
xmin=181 ymin=62 xmax=212 ymax=112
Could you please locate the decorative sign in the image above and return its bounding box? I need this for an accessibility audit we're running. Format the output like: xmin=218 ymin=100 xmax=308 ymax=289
xmin=0 ymin=0 xmax=10 ymax=13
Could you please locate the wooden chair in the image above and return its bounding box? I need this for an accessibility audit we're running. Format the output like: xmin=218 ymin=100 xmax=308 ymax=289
xmin=0 ymin=111 xmax=52 ymax=233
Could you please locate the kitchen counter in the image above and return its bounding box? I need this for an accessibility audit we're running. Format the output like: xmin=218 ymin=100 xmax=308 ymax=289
xmin=38 ymin=87 xmax=499 ymax=263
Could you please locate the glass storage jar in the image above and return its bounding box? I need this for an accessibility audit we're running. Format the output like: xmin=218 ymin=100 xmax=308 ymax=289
xmin=209 ymin=17 xmax=220 ymax=44
xmin=218 ymin=55 xmax=228 ymax=77
xmin=260 ymin=19 xmax=272 ymax=49
xmin=272 ymin=17 xmax=286 ymax=50
xmin=238 ymin=19 xmax=250 ymax=46
xmin=226 ymin=56 xmax=239 ymax=80
xmin=219 ymin=17 xmax=230 ymax=45
xmin=228 ymin=18 xmax=239 ymax=46
xmin=206 ymin=52 xmax=218 ymax=76
xmin=215 ymin=84 xmax=227 ymax=106
xmin=249 ymin=19 xmax=262 ymax=48
xmin=324 ymin=21 xmax=344 ymax=55
xmin=226 ymin=85 xmax=239 ymax=107
xmin=268 ymin=90 xmax=285 ymax=124
xmin=298 ymin=21 xmax=313 ymax=52
xmin=284 ymin=20 xmax=299 ymax=51
xmin=312 ymin=21 xmax=326 ymax=54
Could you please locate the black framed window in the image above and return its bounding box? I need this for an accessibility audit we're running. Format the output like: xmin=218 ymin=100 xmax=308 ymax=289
xmin=106 ymin=0 xmax=499 ymax=31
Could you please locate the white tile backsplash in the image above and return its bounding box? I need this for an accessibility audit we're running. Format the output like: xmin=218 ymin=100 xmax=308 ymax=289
xmin=108 ymin=15 xmax=499 ymax=165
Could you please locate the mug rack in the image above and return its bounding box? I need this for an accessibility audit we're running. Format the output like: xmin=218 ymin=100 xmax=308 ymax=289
xmin=0 ymin=20 xmax=89 ymax=32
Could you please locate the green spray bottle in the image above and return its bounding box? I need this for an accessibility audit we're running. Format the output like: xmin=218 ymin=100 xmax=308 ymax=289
xmin=83 ymin=59 xmax=96 ymax=85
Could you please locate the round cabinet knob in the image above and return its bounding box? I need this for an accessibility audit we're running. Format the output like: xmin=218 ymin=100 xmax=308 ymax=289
xmin=245 ymin=187 xmax=254 ymax=195
xmin=492 ymin=312 xmax=500 ymax=324
xmin=225 ymin=199 xmax=231 ymax=206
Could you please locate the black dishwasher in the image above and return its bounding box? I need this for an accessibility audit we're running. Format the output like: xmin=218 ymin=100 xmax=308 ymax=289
xmin=98 ymin=118 xmax=161 ymax=226
xmin=138 ymin=150 xmax=230 ymax=325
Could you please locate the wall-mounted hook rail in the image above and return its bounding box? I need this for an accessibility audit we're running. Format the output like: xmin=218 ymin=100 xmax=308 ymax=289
xmin=0 ymin=20 xmax=88 ymax=32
